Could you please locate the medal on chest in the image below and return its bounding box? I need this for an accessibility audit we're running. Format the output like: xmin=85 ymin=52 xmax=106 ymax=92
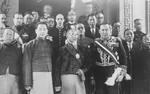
xmin=76 ymin=53 xmax=80 ymax=59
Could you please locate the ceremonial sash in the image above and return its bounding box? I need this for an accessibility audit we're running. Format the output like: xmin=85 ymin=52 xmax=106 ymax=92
xmin=65 ymin=43 xmax=82 ymax=64
xmin=95 ymin=40 xmax=119 ymax=65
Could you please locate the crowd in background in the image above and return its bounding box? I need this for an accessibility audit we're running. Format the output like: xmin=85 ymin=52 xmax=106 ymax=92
xmin=0 ymin=4 xmax=150 ymax=94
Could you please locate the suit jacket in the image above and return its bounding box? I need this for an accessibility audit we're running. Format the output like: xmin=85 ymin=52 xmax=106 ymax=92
xmin=23 ymin=38 xmax=53 ymax=87
xmin=122 ymin=40 xmax=133 ymax=75
xmin=78 ymin=36 xmax=95 ymax=72
xmin=54 ymin=43 xmax=84 ymax=87
xmin=85 ymin=26 xmax=100 ymax=39
xmin=78 ymin=36 xmax=97 ymax=80
xmin=122 ymin=40 xmax=150 ymax=80
xmin=129 ymin=41 xmax=150 ymax=80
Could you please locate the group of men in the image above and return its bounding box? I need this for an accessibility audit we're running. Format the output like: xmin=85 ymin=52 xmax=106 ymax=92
xmin=0 ymin=4 xmax=150 ymax=94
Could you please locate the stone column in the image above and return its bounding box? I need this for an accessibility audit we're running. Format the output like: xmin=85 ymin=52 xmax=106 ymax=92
xmin=146 ymin=0 xmax=150 ymax=35
xmin=119 ymin=0 xmax=133 ymax=38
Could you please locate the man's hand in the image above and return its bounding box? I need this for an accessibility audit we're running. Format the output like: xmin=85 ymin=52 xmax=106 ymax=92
xmin=46 ymin=35 xmax=53 ymax=41
xmin=55 ymin=86 xmax=61 ymax=92
xmin=25 ymin=86 xmax=32 ymax=91
xmin=76 ymin=69 xmax=85 ymax=81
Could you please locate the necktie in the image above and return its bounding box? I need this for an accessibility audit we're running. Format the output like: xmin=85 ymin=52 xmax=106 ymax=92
xmin=91 ymin=29 xmax=95 ymax=36
xmin=128 ymin=43 xmax=132 ymax=51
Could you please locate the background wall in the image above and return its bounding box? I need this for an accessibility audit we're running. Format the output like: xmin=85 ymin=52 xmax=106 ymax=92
xmin=133 ymin=0 xmax=146 ymax=33
xmin=74 ymin=0 xmax=120 ymax=25
xmin=19 ymin=0 xmax=71 ymax=17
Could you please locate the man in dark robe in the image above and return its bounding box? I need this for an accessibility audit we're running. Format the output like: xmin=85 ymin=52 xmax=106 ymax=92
xmin=0 ymin=28 xmax=22 ymax=94
xmin=23 ymin=22 xmax=54 ymax=94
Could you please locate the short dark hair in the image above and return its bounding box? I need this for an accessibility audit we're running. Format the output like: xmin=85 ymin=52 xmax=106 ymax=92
xmin=24 ymin=11 xmax=32 ymax=16
xmin=134 ymin=19 xmax=142 ymax=23
xmin=87 ymin=13 xmax=96 ymax=19
xmin=35 ymin=22 xmax=48 ymax=29
xmin=95 ymin=11 xmax=104 ymax=16
xmin=43 ymin=5 xmax=52 ymax=9
xmin=99 ymin=23 xmax=111 ymax=29
xmin=47 ymin=16 xmax=55 ymax=20
xmin=0 ymin=13 xmax=6 ymax=15
xmin=4 ymin=27 xmax=15 ymax=31
xmin=13 ymin=12 xmax=23 ymax=18
xmin=124 ymin=28 xmax=133 ymax=36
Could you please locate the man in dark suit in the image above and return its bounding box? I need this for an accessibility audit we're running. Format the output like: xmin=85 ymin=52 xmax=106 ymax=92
xmin=65 ymin=10 xmax=77 ymax=30
xmin=121 ymin=29 xmax=135 ymax=94
xmin=23 ymin=22 xmax=54 ymax=94
xmin=95 ymin=12 xmax=104 ymax=30
xmin=85 ymin=14 xmax=100 ymax=39
xmin=77 ymin=23 xmax=95 ymax=94
xmin=122 ymin=29 xmax=150 ymax=94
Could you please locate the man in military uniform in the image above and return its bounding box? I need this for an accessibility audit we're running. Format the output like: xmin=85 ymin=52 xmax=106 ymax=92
xmin=93 ymin=24 xmax=127 ymax=94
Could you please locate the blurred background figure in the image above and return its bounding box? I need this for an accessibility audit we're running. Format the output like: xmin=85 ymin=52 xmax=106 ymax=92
xmin=47 ymin=17 xmax=55 ymax=29
xmin=39 ymin=17 xmax=47 ymax=22
xmin=95 ymin=12 xmax=104 ymax=29
xmin=112 ymin=22 xmax=121 ymax=37
xmin=32 ymin=11 xmax=39 ymax=24
xmin=0 ymin=13 xmax=8 ymax=41
xmin=24 ymin=13 xmax=33 ymax=25
xmin=12 ymin=13 xmax=24 ymax=44
xmin=46 ymin=17 xmax=55 ymax=36
xmin=134 ymin=19 xmax=146 ymax=43
xmin=65 ymin=10 xmax=77 ymax=30
xmin=43 ymin=5 xmax=53 ymax=19
xmin=21 ymin=13 xmax=36 ymax=43
xmin=0 ymin=13 xmax=8 ymax=27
